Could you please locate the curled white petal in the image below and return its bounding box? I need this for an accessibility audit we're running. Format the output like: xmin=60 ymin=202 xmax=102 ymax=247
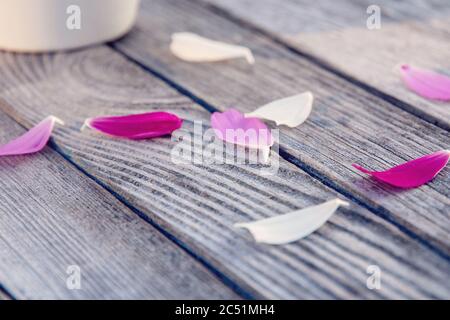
xmin=245 ymin=92 xmax=314 ymax=127
xmin=235 ymin=198 xmax=349 ymax=245
xmin=170 ymin=32 xmax=255 ymax=64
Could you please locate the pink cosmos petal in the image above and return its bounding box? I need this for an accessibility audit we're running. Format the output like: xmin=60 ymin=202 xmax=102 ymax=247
xmin=84 ymin=112 xmax=183 ymax=140
xmin=210 ymin=109 xmax=274 ymax=148
xmin=353 ymin=150 xmax=450 ymax=188
xmin=400 ymin=64 xmax=450 ymax=101
xmin=0 ymin=116 xmax=63 ymax=156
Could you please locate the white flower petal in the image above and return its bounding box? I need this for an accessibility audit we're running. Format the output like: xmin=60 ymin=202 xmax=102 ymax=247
xmin=170 ymin=32 xmax=255 ymax=64
xmin=235 ymin=198 xmax=348 ymax=245
xmin=246 ymin=92 xmax=314 ymax=127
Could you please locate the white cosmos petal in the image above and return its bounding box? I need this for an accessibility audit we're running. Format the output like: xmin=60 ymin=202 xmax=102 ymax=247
xmin=235 ymin=198 xmax=349 ymax=245
xmin=170 ymin=32 xmax=255 ymax=64
xmin=245 ymin=92 xmax=314 ymax=127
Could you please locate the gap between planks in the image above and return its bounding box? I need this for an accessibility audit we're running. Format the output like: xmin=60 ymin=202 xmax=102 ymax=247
xmin=0 ymin=100 xmax=250 ymax=300
xmin=197 ymin=0 xmax=450 ymax=132
xmin=0 ymin=284 xmax=14 ymax=300
xmin=48 ymin=136 xmax=254 ymax=300
xmin=109 ymin=0 xmax=450 ymax=258
xmin=108 ymin=43 xmax=450 ymax=262
xmin=1 ymin=44 xmax=449 ymax=298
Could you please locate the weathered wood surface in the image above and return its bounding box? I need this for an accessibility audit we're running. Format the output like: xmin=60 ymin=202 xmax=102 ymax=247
xmin=205 ymin=0 xmax=450 ymax=130
xmin=0 ymin=111 xmax=237 ymax=299
xmin=0 ymin=47 xmax=449 ymax=299
xmin=112 ymin=0 xmax=450 ymax=255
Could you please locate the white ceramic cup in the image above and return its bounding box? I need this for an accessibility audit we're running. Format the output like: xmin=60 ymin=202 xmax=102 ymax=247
xmin=0 ymin=0 xmax=140 ymax=52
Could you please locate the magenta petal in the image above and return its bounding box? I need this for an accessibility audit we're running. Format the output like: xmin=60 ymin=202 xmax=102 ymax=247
xmin=210 ymin=109 xmax=274 ymax=148
xmin=85 ymin=112 xmax=183 ymax=140
xmin=400 ymin=64 xmax=450 ymax=101
xmin=0 ymin=116 xmax=62 ymax=156
xmin=353 ymin=150 xmax=450 ymax=188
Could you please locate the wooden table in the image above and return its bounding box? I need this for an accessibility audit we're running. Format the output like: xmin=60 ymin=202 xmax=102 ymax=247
xmin=0 ymin=0 xmax=449 ymax=299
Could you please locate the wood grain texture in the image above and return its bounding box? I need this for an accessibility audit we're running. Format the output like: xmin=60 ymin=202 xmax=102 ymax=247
xmin=112 ymin=0 xmax=450 ymax=254
xmin=0 ymin=112 xmax=237 ymax=299
xmin=205 ymin=0 xmax=450 ymax=129
xmin=0 ymin=47 xmax=449 ymax=298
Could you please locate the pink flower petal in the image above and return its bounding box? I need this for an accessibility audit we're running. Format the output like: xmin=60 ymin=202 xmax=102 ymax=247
xmin=353 ymin=150 xmax=450 ymax=188
xmin=210 ymin=109 xmax=274 ymax=148
xmin=0 ymin=116 xmax=63 ymax=156
xmin=400 ymin=64 xmax=450 ymax=101
xmin=84 ymin=112 xmax=183 ymax=140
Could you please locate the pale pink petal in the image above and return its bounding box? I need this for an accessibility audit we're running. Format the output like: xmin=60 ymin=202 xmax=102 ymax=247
xmin=210 ymin=109 xmax=274 ymax=149
xmin=0 ymin=116 xmax=63 ymax=156
xmin=353 ymin=150 xmax=450 ymax=188
xmin=84 ymin=112 xmax=183 ymax=140
xmin=400 ymin=64 xmax=450 ymax=101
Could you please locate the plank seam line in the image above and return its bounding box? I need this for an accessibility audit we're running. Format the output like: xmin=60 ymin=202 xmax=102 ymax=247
xmin=108 ymin=42 xmax=450 ymax=263
xmin=0 ymin=106 xmax=253 ymax=300
xmin=0 ymin=283 xmax=16 ymax=300
xmin=194 ymin=0 xmax=450 ymax=132
xmin=51 ymin=140 xmax=255 ymax=300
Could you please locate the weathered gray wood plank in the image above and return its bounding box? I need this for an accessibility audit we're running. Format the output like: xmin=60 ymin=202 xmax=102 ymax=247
xmin=112 ymin=0 xmax=450 ymax=254
xmin=205 ymin=0 xmax=450 ymax=129
xmin=0 ymin=47 xmax=449 ymax=298
xmin=0 ymin=111 xmax=238 ymax=299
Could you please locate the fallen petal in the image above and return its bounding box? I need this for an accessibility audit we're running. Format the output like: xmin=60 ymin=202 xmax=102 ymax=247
xmin=83 ymin=111 xmax=183 ymax=140
xmin=0 ymin=116 xmax=63 ymax=156
xmin=211 ymin=108 xmax=274 ymax=152
xmin=235 ymin=199 xmax=349 ymax=245
xmin=400 ymin=64 xmax=450 ymax=101
xmin=353 ymin=150 xmax=450 ymax=188
xmin=170 ymin=32 xmax=255 ymax=64
xmin=245 ymin=92 xmax=314 ymax=127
